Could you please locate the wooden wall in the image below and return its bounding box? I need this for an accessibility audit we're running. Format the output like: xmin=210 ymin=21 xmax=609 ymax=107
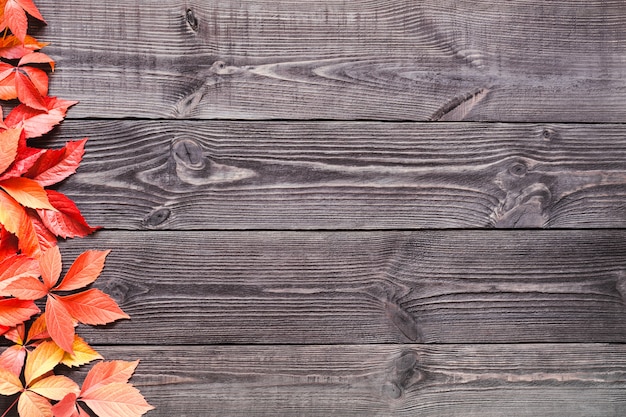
xmin=4 ymin=0 xmax=626 ymax=415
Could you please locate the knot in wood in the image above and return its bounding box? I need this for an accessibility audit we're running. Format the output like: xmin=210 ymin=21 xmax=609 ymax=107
xmin=144 ymin=207 xmax=171 ymax=228
xmin=172 ymin=139 xmax=205 ymax=169
xmin=508 ymin=161 xmax=528 ymax=177
xmin=185 ymin=9 xmax=199 ymax=31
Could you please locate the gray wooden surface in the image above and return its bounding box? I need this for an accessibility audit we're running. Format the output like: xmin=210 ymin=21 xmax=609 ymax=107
xmin=3 ymin=0 xmax=626 ymax=415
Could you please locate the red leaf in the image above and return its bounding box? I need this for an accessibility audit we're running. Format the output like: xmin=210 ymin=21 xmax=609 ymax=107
xmin=4 ymin=97 xmax=77 ymax=139
xmin=19 ymin=52 xmax=54 ymax=71
xmin=0 ymin=177 xmax=56 ymax=209
xmin=4 ymin=0 xmax=28 ymax=41
xmin=45 ymin=295 xmax=75 ymax=354
xmin=81 ymin=383 xmax=154 ymax=417
xmin=26 ymin=139 xmax=86 ymax=186
xmin=0 ymin=297 xmax=39 ymax=327
xmin=15 ymin=0 xmax=45 ymax=21
xmin=80 ymin=360 xmax=139 ymax=397
xmin=21 ymin=66 xmax=49 ymax=96
xmin=55 ymin=250 xmax=110 ymax=292
xmin=15 ymin=70 xmax=47 ymax=110
xmin=0 ymin=71 xmax=16 ymax=100
xmin=58 ymin=289 xmax=129 ymax=326
xmin=26 ymin=209 xmax=57 ymax=254
xmin=0 ymin=227 xmax=19 ymax=261
xmin=39 ymin=245 xmax=61 ymax=289
xmin=37 ymin=190 xmax=100 ymax=239
xmin=0 ymin=34 xmax=47 ymax=60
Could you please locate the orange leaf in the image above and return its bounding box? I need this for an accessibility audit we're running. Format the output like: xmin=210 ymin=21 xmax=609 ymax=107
xmin=0 ymin=365 xmax=22 ymax=395
xmin=0 ymin=297 xmax=39 ymax=327
xmin=0 ymin=344 xmax=26 ymax=376
xmin=0 ymin=126 xmax=21 ymax=174
xmin=0 ymin=71 xmax=16 ymax=100
xmin=3 ymin=321 xmax=25 ymax=344
xmin=28 ymin=375 xmax=79 ymax=401
xmin=0 ymin=254 xmax=39 ymax=296
xmin=26 ymin=312 xmax=48 ymax=341
xmin=15 ymin=0 xmax=44 ymax=21
xmin=81 ymin=383 xmax=153 ymax=417
xmin=24 ymin=340 xmax=64 ymax=385
xmin=80 ymin=360 xmax=139 ymax=397
xmin=0 ymin=34 xmax=47 ymax=60
xmin=45 ymin=296 xmax=75 ymax=354
xmin=5 ymin=275 xmax=48 ymax=299
xmin=58 ymin=289 xmax=129 ymax=326
xmin=55 ymin=250 xmax=110 ymax=292
xmin=39 ymin=246 xmax=61 ymax=289
xmin=0 ymin=177 xmax=55 ymax=210
xmin=18 ymin=390 xmax=53 ymax=417
xmin=15 ymin=70 xmax=47 ymax=110
xmin=61 ymin=335 xmax=102 ymax=368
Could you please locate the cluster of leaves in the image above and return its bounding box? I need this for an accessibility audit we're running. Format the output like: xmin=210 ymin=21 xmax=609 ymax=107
xmin=0 ymin=1 xmax=153 ymax=416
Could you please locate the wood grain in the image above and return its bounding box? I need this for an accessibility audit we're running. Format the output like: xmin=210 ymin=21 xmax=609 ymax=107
xmin=41 ymin=120 xmax=626 ymax=229
xmin=30 ymin=0 xmax=626 ymax=121
xmin=3 ymin=344 xmax=625 ymax=416
xmin=51 ymin=230 xmax=626 ymax=344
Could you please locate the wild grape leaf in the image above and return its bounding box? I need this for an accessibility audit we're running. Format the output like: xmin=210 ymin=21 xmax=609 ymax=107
xmin=18 ymin=390 xmax=53 ymax=417
xmin=0 ymin=126 xmax=21 ymax=174
xmin=26 ymin=139 xmax=86 ymax=187
xmin=0 ymin=227 xmax=19 ymax=261
xmin=39 ymin=245 xmax=61 ymax=289
xmin=5 ymin=274 xmax=48 ymax=299
xmin=0 ymin=297 xmax=38 ymax=327
xmin=4 ymin=97 xmax=77 ymax=139
xmin=0 ymin=57 xmax=52 ymax=109
xmin=0 ymin=253 xmax=39 ymax=295
xmin=81 ymin=382 xmax=153 ymax=417
xmin=1 ymin=0 xmax=46 ymax=42
xmin=0 ymin=190 xmax=41 ymax=255
xmin=51 ymin=393 xmax=80 ymax=417
xmin=45 ymin=295 xmax=75 ymax=354
xmin=0 ymin=365 xmax=22 ymax=394
xmin=61 ymin=335 xmax=102 ymax=368
xmin=37 ymin=190 xmax=100 ymax=239
xmin=29 ymin=374 xmax=79 ymax=401
xmin=0 ymin=344 xmax=26 ymax=375
xmin=80 ymin=360 xmax=139 ymax=396
xmin=24 ymin=340 xmax=64 ymax=384
xmin=0 ymin=34 xmax=47 ymax=59
xmin=0 ymin=177 xmax=56 ymax=209
xmin=57 ymin=289 xmax=129 ymax=326
xmin=54 ymin=250 xmax=110 ymax=292
xmin=26 ymin=312 xmax=48 ymax=341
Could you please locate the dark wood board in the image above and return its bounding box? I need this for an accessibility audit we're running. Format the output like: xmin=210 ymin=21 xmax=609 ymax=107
xmin=41 ymin=120 xmax=626 ymax=230
xmin=28 ymin=0 xmax=626 ymax=121
xmin=51 ymin=230 xmax=626 ymax=344
xmin=3 ymin=344 xmax=626 ymax=416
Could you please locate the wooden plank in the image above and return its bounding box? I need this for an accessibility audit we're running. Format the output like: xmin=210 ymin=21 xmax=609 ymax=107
xmin=3 ymin=344 xmax=625 ymax=416
xmin=44 ymin=120 xmax=626 ymax=229
xmin=55 ymin=230 xmax=626 ymax=344
xmin=32 ymin=0 xmax=626 ymax=121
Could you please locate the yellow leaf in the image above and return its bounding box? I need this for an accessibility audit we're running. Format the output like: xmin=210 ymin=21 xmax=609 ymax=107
xmin=24 ymin=340 xmax=64 ymax=386
xmin=28 ymin=375 xmax=79 ymax=401
xmin=61 ymin=335 xmax=103 ymax=368
xmin=0 ymin=366 xmax=22 ymax=395
xmin=18 ymin=390 xmax=53 ymax=417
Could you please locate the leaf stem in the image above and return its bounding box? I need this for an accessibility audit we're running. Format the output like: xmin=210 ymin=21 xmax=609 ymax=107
xmin=1 ymin=396 xmax=19 ymax=417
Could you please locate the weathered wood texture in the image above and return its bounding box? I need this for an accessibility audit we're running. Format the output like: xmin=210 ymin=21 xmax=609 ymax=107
xmin=30 ymin=0 xmax=626 ymax=121
xmin=53 ymin=230 xmax=626 ymax=344
xmin=44 ymin=120 xmax=626 ymax=229
xmin=4 ymin=344 xmax=626 ymax=416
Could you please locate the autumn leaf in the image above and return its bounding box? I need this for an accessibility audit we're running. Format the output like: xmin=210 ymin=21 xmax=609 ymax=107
xmin=24 ymin=340 xmax=64 ymax=383
xmin=58 ymin=289 xmax=129 ymax=326
xmin=37 ymin=190 xmax=101 ymax=239
xmin=25 ymin=139 xmax=86 ymax=187
xmin=18 ymin=390 xmax=53 ymax=417
xmin=0 ymin=344 xmax=26 ymax=375
xmin=0 ymin=227 xmax=19 ymax=261
xmin=81 ymin=382 xmax=153 ymax=417
xmin=0 ymin=126 xmax=21 ymax=174
xmin=80 ymin=360 xmax=139 ymax=396
xmin=54 ymin=250 xmax=110 ymax=292
xmin=38 ymin=245 xmax=60 ymax=289
xmin=0 ymin=365 xmax=22 ymax=394
xmin=0 ymin=34 xmax=47 ymax=60
xmin=0 ymin=253 xmax=39 ymax=295
xmin=4 ymin=97 xmax=77 ymax=139
xmin=0 ymin=297 xmax=38 ymax=327
xmin=45 ymin=295 xmax=75 ymax=354
xmin=0 ymin=0 xmax=46 ymax=42
xmin=0 ymin=177 xmax=56 ymax=210
xmin=61 ymin=335 xmax=102 ymax=368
